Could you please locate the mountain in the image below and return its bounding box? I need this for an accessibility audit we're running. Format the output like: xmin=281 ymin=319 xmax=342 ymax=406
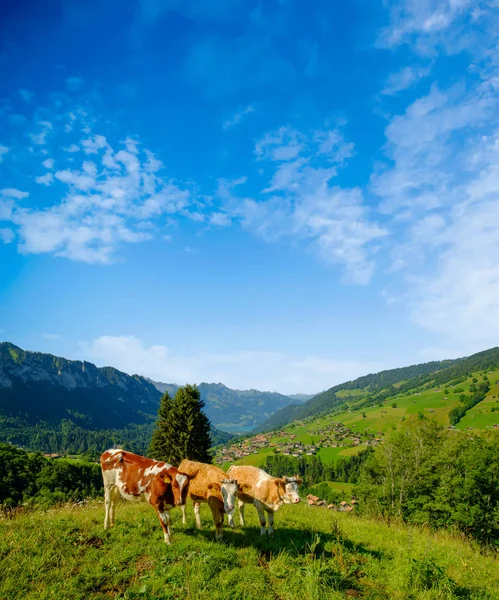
xmin=0 ymin=342 xmax=232 ymax=454
xmin=146 ymin=379 xmax=303 ymax=432
xmin=287 ymin=393 xmax=316 ymax=402
xmin=252 ymin=347 xmax=499 ymax=432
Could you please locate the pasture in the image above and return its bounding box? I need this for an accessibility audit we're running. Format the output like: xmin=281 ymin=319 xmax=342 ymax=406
xmin=1 ymin=500 xmax=497 ymax=599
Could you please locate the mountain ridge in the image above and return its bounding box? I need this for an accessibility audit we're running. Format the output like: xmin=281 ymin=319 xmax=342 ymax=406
xmin=252 ymin=348 xmax=499 ymax=432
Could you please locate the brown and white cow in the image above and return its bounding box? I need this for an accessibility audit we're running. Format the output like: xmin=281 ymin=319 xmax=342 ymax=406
xmin=227 ymin=465 xmax=302 ymax=536
xmin=178 ymin=459 xmax=239 ymax=540
xmin=100 ymin=449 xmax=190 ymax=544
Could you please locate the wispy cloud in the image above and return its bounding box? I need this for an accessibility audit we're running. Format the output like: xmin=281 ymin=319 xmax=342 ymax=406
xmin=381 ymin=65 xmax=431 ymax=95
xmin=79 ymin=334 xmax=384 ymax=394
xmin=222 ymin=105 xmax=254 ymax=130
xmin=225 ymin=125 xmax=385 ymax=284
xmin=42 ymin=333 xmax=65 ymax=342
xmin=66 ymin=76 xmax=85 ymax=91
xmin=377 ymin=0 xmax=476 ymax=52
xmin=19 ymin=88 xmax=34 ymax=103
xmin=0 ymin=145 xmax=9 ymax=163
xmin=373 ymin=1 xmax=499 ymax=349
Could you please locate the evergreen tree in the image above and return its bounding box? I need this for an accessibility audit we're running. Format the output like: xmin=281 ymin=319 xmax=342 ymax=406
xmin=149 ymin=385 xmax=212 ymax=465
xmin=149 ymin=391 xmax=175 ymax=462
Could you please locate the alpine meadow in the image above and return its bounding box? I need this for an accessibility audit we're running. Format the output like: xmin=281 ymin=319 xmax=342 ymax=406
xmin=2 ymin=0 xmax=499 ymax=599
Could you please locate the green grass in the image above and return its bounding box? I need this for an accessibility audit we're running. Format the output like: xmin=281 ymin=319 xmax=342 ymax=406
xmin=1 ymin=500 xmax=497 ymax=599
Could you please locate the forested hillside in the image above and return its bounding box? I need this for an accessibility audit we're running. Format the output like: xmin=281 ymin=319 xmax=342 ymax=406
xmin=254 ymin=347 xmax=499 ymax=432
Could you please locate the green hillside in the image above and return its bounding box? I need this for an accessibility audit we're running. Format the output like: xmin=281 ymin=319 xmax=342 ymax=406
xmin=216 ymin=363 xmax=499 ymax=470
xmin=254 ymin=347 xmax=499 ymax=433
xmin=1 ymin=501 xmax=497 ymax=599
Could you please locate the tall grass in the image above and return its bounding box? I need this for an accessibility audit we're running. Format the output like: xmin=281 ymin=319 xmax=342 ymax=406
xmin=0 ymin=500 xmax=497 ymax=599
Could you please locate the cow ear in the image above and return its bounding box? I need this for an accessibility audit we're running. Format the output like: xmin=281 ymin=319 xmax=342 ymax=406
xmin=296 ymin=477 xmax=303 ymax=486
xmin=207 ymin=483 xmax=221 ymax=493
xmin=281 ymin=476 xmax=288 ymax=483
xmin=240 ymin=483 xmax=251 ymax=493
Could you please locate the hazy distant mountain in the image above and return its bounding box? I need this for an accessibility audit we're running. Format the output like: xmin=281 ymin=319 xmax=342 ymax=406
xmin=147 ymin=379 xmax=304 ymax=432
xmin=286 ymin=393 xmax=316 ymax=402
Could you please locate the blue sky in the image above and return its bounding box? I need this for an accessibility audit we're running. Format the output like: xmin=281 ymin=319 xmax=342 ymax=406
xmin=1 ymin=0 xmax=499 ymax=394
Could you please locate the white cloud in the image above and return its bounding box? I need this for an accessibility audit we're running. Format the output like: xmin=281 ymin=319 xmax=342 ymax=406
xmin=42 ymin=158 xmax=54 ymax=169
xmin=382 ymin=65 xmax=431 ymax=95
xmin=4 ymin=130 xmax=193 ymax=263
xmin=0 ymin=145 xmax=9 ymax=162
xmin=66 ymin=76 xmax=85 ymax=91
xmin=210 ymin=212 xmax=231 ymax=226
xmin=222 ymin=105 xmax=254 ymax=129
xmin=1 ymin=188 xmax=29 ymax=199
xmin=35 ymin=173 xmax=54 ymax=186
xmin=79 ymin=334 xmax=385 ymax=394
xmin=30 ymin=121 xmax=53 ymax=146
xmin=0 ymin=228 xmax=15 ymax=244
xmin=63 ymin=144 xmax=80 ymax=153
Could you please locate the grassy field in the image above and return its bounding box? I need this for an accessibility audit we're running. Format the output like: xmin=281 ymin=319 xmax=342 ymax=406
xmin=1 ymin=500 xmax=497 ymax=599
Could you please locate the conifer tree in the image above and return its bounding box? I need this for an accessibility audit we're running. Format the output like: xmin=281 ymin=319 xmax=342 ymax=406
xmin=148 ymin=385 xmax=212 ymax=465
xmin=148 ymin=391 xmax=175 ymax=461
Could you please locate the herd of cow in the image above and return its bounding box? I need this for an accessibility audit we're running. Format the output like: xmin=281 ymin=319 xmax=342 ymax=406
xmin=100 ymin=449 xmax=303 ymax=544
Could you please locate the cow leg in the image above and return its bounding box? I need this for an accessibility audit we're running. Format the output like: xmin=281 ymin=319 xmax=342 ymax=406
xmin=156 ymin=509 xmax=172 ymax=545
xmin=208 ymin=500 xmax=224 ymax=541
xmin=181 ymin=503 xmax=187 ymax=525
xmin=266 ymin=509 xmax=275 ymax=536
xmin=109 ymin=487 xmax=119 ymax=527
xmin=194 ymin=502 xmax=202 ymax=529
xmin=238 ymin=499 xmax=246 ymax=527
xmin=104 ymin=485 xmax=118 ymax=529
xmin=254 ymin=501 xmax=267 ymax=536
xmin=103 ymin=485 xmax=112 ymax=529
xmin=227 ymin=511 xmax=235 ymax=528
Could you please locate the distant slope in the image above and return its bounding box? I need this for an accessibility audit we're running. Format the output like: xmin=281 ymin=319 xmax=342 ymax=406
xmin=147 ymin=379 xmax=303 ymax=432
xmin=253 ymin=348 xmax=499 ymax=432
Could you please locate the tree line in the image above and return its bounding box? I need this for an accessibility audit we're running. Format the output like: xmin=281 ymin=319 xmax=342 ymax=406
xmin=356 ymin=419 xmax=499 ymax=544
xmin=262 ymin=449 xmax=372 ymax=486
xmin=0 ymin=443 xmax=103 ymax=509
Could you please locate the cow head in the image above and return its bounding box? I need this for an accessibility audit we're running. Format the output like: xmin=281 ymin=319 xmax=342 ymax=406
xmin=164 ymin=467 xmax=190 ymax=506
xmin=207 ymin=478 xmax=238 ymax=514
xmin=280 ymin=475 xmax=302 ymax=504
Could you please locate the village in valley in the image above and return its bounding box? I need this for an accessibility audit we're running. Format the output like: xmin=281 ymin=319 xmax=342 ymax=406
xmin=214 ymin=420 xmax=385 ymax=465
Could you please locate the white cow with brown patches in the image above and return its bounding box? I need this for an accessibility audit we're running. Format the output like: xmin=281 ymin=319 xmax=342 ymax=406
xmin=178 ymin=459 xmax=239 ymax=540
xmin=227 ymin=465 xmax=302 ymax=536
xmin=100 ymin=449 xmax=190 ymax=544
